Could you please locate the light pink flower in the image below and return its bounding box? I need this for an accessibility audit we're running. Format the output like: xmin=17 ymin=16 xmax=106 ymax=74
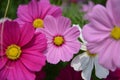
xmin=82 ymin=0 xmax=120 ymax=71
xmin=0 ymin=21 xmax=47 ymax=80
xmin=82 ymin=1 xmax=95 ymax=20
xmin=16 ymin=0 xmax=62 ymax=29
xmin=37 ymin=16 xmax=81 ymax=64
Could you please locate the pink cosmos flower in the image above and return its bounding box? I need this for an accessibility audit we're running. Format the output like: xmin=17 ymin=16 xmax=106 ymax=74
xmin=0 ymin=21 xmax=47 ymax=80
xmin=37 ymin=16 xmax=81 ymax=64
xmin=82 ymin=0 xmax=120 ymax=71
xmin=16 ymin=0 xmax=62 ymax=29
xmin=82 ymin=1 xmax=95 ymax=20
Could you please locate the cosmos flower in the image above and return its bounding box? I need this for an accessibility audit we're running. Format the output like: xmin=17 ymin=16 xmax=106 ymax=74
xmin=16 ymin=0 xmax=62 ymax=29
xmin=71 ymin=25 xmax=109 ymax=80
xmin=37 ymin=16 xmax=81 ymax=64
xmin=82 ymin=1 xmax=95 ymax=20
xmin=55 ymin=64 xmax=83 ymax=80
xmin=0 ymin=21 xmax=47 ymax=80
xmin=82 ymin=0 xmax=120 ymax=71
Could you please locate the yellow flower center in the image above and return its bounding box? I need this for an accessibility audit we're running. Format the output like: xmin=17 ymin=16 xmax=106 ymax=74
xmin=6 ymin=44 xmax=21 ymax=60
xmin=53 ymin=36 xmax=64 ymax=46
xmin=87 ymin=51 xmax=96 ymax=57
xmin=111 ymin=26 xmax=120 ymax=40
xmin=33 ymin=19 xmax=44 ymax=28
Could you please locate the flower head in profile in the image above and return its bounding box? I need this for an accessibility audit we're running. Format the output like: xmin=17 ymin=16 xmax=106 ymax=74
xmin=82 ymin=0 xmax=120 ymax=71
xmin=16 ymin=0 xmax=62 ymax=29
xmin=37 ymin=16 xmax=81 ymax=64
xmin=0 ymin=21 xmax=47 ymax=80
xmin=71 ymin=25 xmax=109 ymax=80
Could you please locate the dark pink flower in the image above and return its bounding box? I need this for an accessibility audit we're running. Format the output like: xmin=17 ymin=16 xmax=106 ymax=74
xmin=16 ymin=0 xmax=62 ymax=28
xmin=0 ymin=21 xmax=47 ymax=80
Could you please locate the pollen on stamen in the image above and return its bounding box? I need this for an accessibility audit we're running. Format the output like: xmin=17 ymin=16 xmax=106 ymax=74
xmin=53 ymin=36 xmax=64 ymax=46
xmin=111 ymin=26 xmax=120 ymax=40
xmin=6 ymin=44 xmax=21 ymax=60
xmin=33 ymin=19 xmax=44 ymax=28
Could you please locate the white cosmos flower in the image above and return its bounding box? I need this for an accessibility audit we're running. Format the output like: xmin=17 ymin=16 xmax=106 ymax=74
xmin=71 ymin=24 xmax=109 ymax=80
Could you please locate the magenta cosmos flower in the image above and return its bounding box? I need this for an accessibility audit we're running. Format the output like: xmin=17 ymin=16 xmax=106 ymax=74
xmin=16 ymin=0 xmax=62 ymax=29
xmin=37 ymin=16 xmax=81 ymax=64
xmin=82 ymin=0 xmax=120 ymax=71
xmin=0 ymin=21 xmax=47 ymax=80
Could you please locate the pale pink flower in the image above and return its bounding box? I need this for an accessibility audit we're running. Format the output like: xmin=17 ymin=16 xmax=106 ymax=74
xmin=82 ymin=0 xmax=120 ymax=71
xmin=37 ymin=16 xmax=81 ymax=64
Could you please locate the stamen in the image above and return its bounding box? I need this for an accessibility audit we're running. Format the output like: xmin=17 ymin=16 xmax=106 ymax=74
xmin=33 ymin=19 xmax=44 ymax=28
xmin=6 ymin=44 xmax=21 ymax=60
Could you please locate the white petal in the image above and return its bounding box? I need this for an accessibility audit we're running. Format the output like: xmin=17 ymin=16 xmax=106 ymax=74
xmin=73 ymin=24 xmax=87 ymax=48
xmin=71 ymin=52 xmax=90 ymax=71
xmin=81 ymin=42 xmax=87 ymax=51
xmin=94 ymin=56 xmax=109 ymax=79
xmin=81 ymin=58 xmax=94 ymax=80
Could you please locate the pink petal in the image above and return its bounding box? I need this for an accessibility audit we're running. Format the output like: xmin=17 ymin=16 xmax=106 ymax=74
xmin=17 ymin=5 xmax=33 ymax=22
xmin=60 ymin=45 xmax=74 ymax=62
xmin=38 ymin=3 xmax=62 ymax=19
xmin=44 ymin=16 xmax=58 ymax=34
xmin=98 ymin=39 xmax=116 ymax=71
xmin=65 ymin=41 xmax=81 ymax=53
xmin=89 ymin=5 xmax=113 ymax=28
xmin=21 ymin=53 xmax=46 ymax=71
xmin=28 ymin=0 xmax=40 ymax=19
xmin=106 ymin=0 xmax=120 ymax=26
xmin=82 ymin=24 xmax=110 ymax=43
xmin=113 ymin=41 xmax=120 ymax=68
xmin=57 ymin=16 xmax=71 ymax=34
xmin=3 ymin=21 xmax=20 ymax=46
xmin=38 ymin=3 xmax=51 ymax=19
xmin=47 ymin=5 xmax=62 ymax=18
xmin=0 ymin=66 xmax=9 ymax=80
xmin=18 ymin=23 xmax=34 ymax=47
xmin=40 ymin=0 xmax=50 ymax=4
xmin=63 ymin=26 xmax=80 ymax=41
xmin=46 ymin=45 xmax=60 ymax=64
xmin=8 ymin=61 xmax=35 ymax=80
xmin=22 ymin=32 xmax=47 ymax=52
xmin=36 ymin=28 xmax=53 ymax=40
xmin=0 ymin=57 xmax=8 ymax=70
